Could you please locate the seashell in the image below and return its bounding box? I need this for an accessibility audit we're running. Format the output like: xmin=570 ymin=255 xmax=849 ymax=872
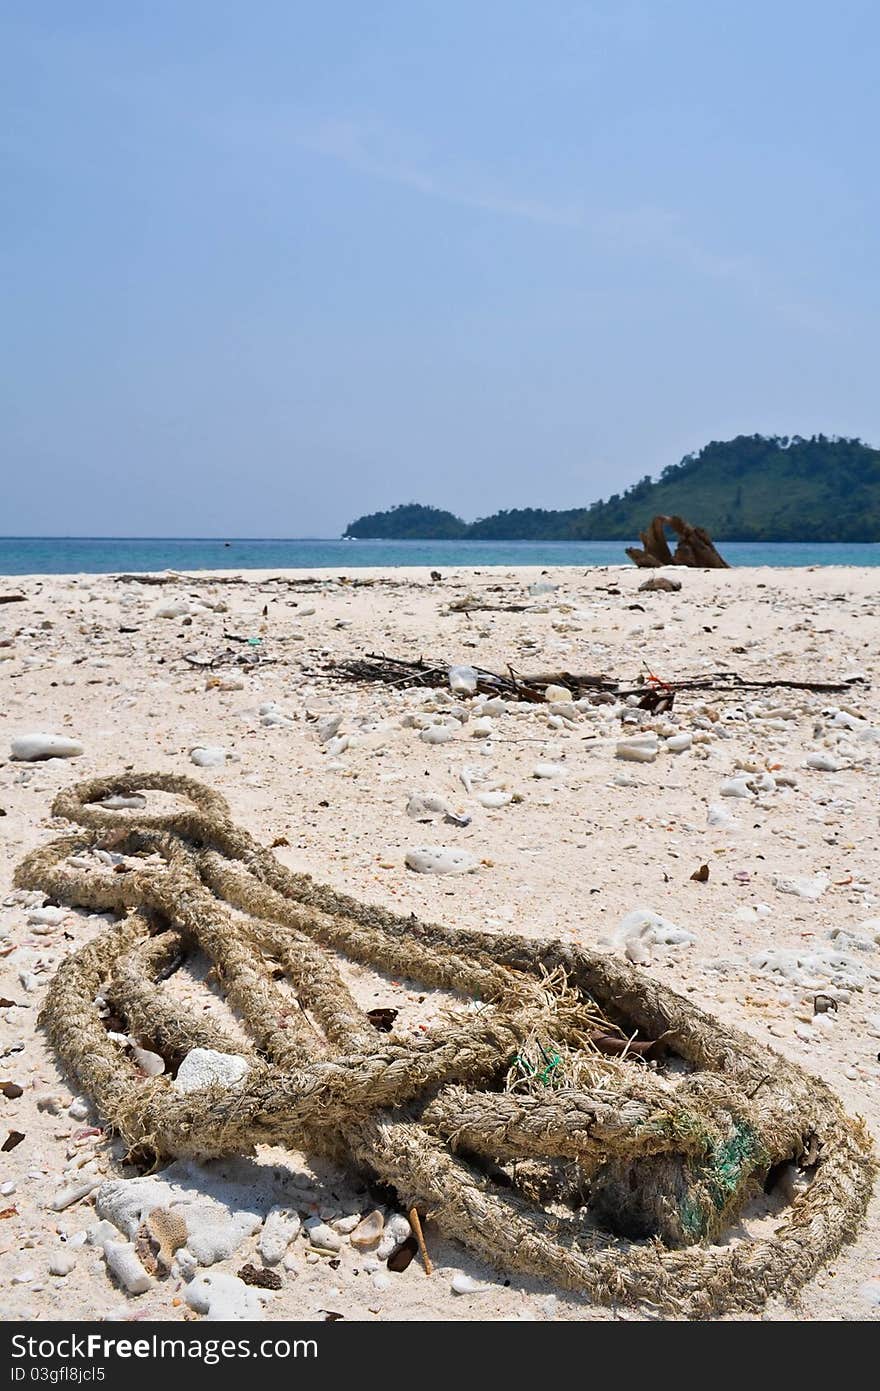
xmin=350 ymin=1210 xmax=384 ymax=1251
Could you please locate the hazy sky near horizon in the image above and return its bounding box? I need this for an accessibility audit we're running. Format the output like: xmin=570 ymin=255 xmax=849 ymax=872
xmin=2 ymin=1 xmax=878 ymax=537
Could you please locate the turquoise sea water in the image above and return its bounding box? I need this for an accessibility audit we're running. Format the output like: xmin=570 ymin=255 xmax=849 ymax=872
xmin=1 ymin=536 xmax=879 ymax=575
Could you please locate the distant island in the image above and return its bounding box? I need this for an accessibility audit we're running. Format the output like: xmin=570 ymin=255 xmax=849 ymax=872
xmin=343 ymin=434 xmax=880 ymax=542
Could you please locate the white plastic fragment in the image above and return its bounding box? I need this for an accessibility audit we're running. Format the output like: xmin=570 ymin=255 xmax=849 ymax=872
xmin=448 ymin=665 xmax=478 ymax=695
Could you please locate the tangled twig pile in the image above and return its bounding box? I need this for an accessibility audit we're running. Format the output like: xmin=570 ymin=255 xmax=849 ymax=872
xmin=17 ymin=774 xmax=874 ymax=1317
xmin=320 ymin=652 xmax=867 ymax=704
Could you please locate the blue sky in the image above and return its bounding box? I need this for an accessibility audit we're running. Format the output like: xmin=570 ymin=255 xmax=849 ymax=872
xmin=2 ymin=1 xmax=877 ymax=536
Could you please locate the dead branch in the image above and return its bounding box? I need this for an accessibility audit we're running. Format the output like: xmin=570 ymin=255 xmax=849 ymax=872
xmin=627 ymin=516 xmax=730 ymax=569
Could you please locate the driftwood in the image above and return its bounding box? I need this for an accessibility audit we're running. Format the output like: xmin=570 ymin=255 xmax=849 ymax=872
xmin=112 ymin=573 xmax=428 ymax=590
xmin=320 ymin=652 xmax=866 ymax=706
xmin=627 ymin=516 xmax=730 ymax=569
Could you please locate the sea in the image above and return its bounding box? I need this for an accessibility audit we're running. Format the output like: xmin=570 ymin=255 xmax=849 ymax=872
xmin=1 ymin=537 xmax=879 ymax=576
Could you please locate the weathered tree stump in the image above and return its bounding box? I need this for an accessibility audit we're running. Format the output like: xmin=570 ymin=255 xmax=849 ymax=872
xmin=627 ymin=515 xmax=730 ymax=568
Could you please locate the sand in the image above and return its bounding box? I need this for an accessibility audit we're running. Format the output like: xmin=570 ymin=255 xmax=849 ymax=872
xmin=1 ymin=562 xmax=878 ymax=1322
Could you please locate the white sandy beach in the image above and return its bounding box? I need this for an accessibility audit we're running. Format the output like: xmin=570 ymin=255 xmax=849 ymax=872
xmin=1 ymin=562 xmax=879 ymax=1322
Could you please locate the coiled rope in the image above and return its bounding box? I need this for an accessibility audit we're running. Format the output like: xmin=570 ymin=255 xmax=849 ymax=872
xmin=17 ymin=772 xmax=874 ymax=1316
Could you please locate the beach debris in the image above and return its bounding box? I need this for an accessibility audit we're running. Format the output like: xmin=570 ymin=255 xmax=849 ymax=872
xmin=10 ymin=733 xmax=83 ymax=762
xmin=367 ymin=1008 xmax=399 ymax=1032
xmin=408 ymin=1206 xmax=433 ymax=1275
xmin=49 ymin=1179 xmax=100 ymax=1211
xmin=322 ymin=652 xmax=863 ymax=703
xmin=405 ymin=846 xmax=479 ymax=875
xmin=185 ymin=1270 xmax=265 ymax=1321
xmin=315 ymin=714 xmax=343 ymax=744
xmin=626 ymin=515 xmax=730 ymax=568
xmin=805 ymin=752 xmax=845 ymax=771
xmin=155 ymin=600 xmax=191 ymax=619
xmin=387 ymin=1236 xmax=418 ymax=1271
xmin=665 ymin=732 xmax=692 ymax=753
xmin=720 ymin=776 xmax=756 ymax=798
xmin=614 ymin=908 xmax=696 ymax=954
xmin=690 ymin=865 xmax=710 ymax=882
xmin=306 ymin=1220 xmax=342 ymax=1252
xmin=448 ymin=665 xmax=478 ymax=695
xmin=616 ymin=735 xmax=659 ymax=763
xmin=476 ymin=790 xmax=514 ymax=809
xmin=406 ymin=792 xmax=451 ymax=822
xmin=130 ymin=1041 xmax=166 ymax=1077
xmin=259 ymin=1206 xmax=301 ymax=1265
xmin=451 ymin=1272 xmax=490 ymax=1295
xmin=145 ymin=1207 xmax=188 ymax=1270
xmin=419 ymin=724 xmax=458 ymax=745
xmin=350 ymin=1210 xmax=384 ymax=1251
xmin=172 ymin=1048 xmax=250 ymax=1093
xmin=189 ymin=746 xmax=227 ymax=768
xmin=103 ymin=1241 xmax=154 ymax=1295
xmin=772 ymin=873 xmax=829 ymax=902
xmin=638 ymin=576 xmax=682 ymax=593
xmin=238 ymin=1262 xmax=282 ymax=1290
xmin=19 ymin=772 xmax=875 ymax=1319
xmin=0 ymin=591 xmax=26 ymax=604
